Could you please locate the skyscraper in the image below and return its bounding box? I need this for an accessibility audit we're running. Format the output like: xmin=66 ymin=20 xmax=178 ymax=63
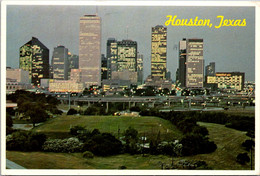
xmin=19 ymin=37 xmax=49 ymax=86
xmin=151 ymin=25 xmax=167 ymax=80
xmin=110 ymin=39 xmax=138 ymax=84
xmin=117 ymin=40 xmax=137 ymax=72
xmin=205 ymin=62 xmax=215 ymax=76
xmin=79 ymin=15 xmax=101 ymax=87
xmin=137 ymin=53 xmax=144 ymax=84
xmin=52 ymin=45 xmax=69 ymax=80
xmin=178 ymin=39 xmax=187 ymax=87
xmin=101 ymin=54 xmax=108 ymax=80
xmin=106 ymin=38 xmax=117 ymax=79
xmin=185 ymin=39 xmax=204 ymax=88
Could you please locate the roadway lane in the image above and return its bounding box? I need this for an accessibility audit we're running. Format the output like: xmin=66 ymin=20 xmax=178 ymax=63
xmin=6 ymin=159 xmax=26 ymax=169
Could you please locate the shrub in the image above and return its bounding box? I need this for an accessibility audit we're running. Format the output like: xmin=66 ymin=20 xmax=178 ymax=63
xmin=242 ymin=139 xmax=254 ymax=151
xmin=119 ymin=165 xmax=127 ymax=169
xmin=83 ymin=151 xmax=94 ymax=158
xmin=236 ymin=153 xmax=250 ymax=165
xmin=6 ymin=131 xmax=46 ymax=151
xmin=67 ymin=108 xmax=78 ymax=115
xmin=70 ymin=125 xmax=86 ymax=136
xmin=82 ymin=133 xmax=123 ymax=156
xmin=42 ymin=137 xmax=83 ymax=153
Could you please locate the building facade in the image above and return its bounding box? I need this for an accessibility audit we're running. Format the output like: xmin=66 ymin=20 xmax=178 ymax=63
xmin=137 ymin=53 xmax=144 ymax=84
xmin=106 ymin=38 xmax=117 ymax=79
xmin=101 ymin=54 xmax=108 ymax=80
xmin=151 ymin=25 xmax=167 ymax=80
xmin=205 ymin=62 xmax=215 ymax=76
xmin=185 ymin=38 xmax=204 ymax=88
xmin=19 ymin=37 xmax=49 ymax=86
xmin=6 ymin=68 xmax=30 ymax=84
xmin=79 ymin=15 xmax=101 ymax=87
xmin=206 ymin=72 xmax=245 ymax=91
xmin=178 ymin=39 xmax=187 ymax=87
xmin=52 ymin=45 xmax=69 ymax=80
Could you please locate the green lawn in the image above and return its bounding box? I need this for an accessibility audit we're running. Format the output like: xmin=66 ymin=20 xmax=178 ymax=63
xmin=7 ymin=122 xmax=253 ymax=170
xmin=33 ymin=115 xmax=183 ymax=140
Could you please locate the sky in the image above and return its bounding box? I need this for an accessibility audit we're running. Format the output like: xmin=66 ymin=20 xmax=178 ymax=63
xmin=6 ymin=4 xmax=255 ymax=81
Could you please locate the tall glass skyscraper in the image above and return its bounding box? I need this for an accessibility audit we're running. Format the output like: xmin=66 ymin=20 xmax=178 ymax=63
xmin=151 ymin=25 xmax=167 ymax=80
xmin=52 ymin=45 xmax=69 ymax=80
xmin=19 ymin=37 xmax=49 ymax=86
xmin=79 ymin=15 xmax=101 ymax=87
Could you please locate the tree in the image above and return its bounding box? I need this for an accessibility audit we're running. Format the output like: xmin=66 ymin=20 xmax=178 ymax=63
xmin=242 ymin=139 xmax=255 ymax=151
xmin=67 ymin=108 xmax=78 ymax=115
xmin=236 ymin=153 xmax=250 ymax=165
xmin=123 ymin=127 xmax=139 ymax=154
xmin=24 ymin=103 xmax=49 ymax=127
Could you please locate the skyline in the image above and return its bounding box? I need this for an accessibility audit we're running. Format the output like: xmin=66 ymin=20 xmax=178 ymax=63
xmin=6 ymin=5 xmax=255 ymax=81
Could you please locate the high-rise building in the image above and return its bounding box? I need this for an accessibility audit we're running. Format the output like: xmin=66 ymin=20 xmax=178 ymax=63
xmin=101 ymin=54 xmax=108 ymax=80
xmin=52 ymin=45 xmax=69 ymax=80
xmin=69 ymin=53 xmax=79 ymax=69
xmin=106 ymin=38 xmax=117 ymax=79
xmin=117 ymin=40 xmax=137 ymax=72
xmin=79 ymin=14 xmax=101 ymax=87
xmin=205 ymin=62 xmax=215 ymax=76
xmin=137 ymin=53 xmax=144 ymax=84
xmin=110 ymin=40 xmax=138 ymax=84
xmin=19 ymin=37 xmax=49 ymax=86
xmin=151 ymin=25 xmax=167 ymax=80
xmin=185 ymin=39 xmax=204 ymax=88
xmin=178 ymin=39 xmax=187 ymax=87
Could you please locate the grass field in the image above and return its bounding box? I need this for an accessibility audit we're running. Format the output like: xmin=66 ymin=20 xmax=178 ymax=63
xmin=32 ymin=115 xmax=183 ymax=140
xmin=7 ymin=122 xmax=254 ymax=170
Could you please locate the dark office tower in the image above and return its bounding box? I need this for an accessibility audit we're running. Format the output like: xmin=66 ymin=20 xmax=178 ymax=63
xmin=101 ymin=54 xmax=108 ymax=80
xmin=151 ymin=25 xmax=167 ymax=80
xmin=19 ymin=37 xmax=49 ymax=86
xmin=166 ymin=71 xmax=171 ymax=80
xmin=79 ymin=14 xmax=101 ymax=87
xmin=68 ymin=53 xmax=79 ymax=69
xmin=52 ymin=45 xmax=69 ymax=80
xmin=117 ymin=40 xmax=137 ymax=72
xmin=106 ymin=38 xmax=117 ymax=79
xmin=137 ymin=53 xmax=144 ymax=84
xmin=186 ymin=39 xmax=204 ymax=88
xmin=178 ymin=39 xmax=187 ymax=87
xmin=205 ymin=62 xmax=215 ymax=76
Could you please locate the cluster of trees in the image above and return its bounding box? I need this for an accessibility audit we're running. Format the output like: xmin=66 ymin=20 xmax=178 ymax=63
xmin=141 ymin=110 xmax=217 ymax=156
xmin=7 ymin=90 xmax=62 ymax=127
xmin=6 ymin=131 xmax=47 ymax=151
xmin=70 ymin=126 xmax=123 ymax=156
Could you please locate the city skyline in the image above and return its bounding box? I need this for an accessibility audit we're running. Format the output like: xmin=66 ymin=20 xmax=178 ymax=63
xmin=6 ymin=5 xmax=255 ymax=81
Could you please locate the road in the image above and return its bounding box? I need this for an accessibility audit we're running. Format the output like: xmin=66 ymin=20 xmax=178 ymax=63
xmin=6 ymin=159 xmax=26 ymax=169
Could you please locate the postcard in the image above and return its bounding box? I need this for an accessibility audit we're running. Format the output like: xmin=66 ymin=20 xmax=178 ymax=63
xmin=1 ymin=1 xmax=259 ymax=175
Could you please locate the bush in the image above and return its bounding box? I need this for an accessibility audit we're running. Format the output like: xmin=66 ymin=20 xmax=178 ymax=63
xmin=236 ymin=153 xmax=250 ymax=165
xmin=119 ymin=165 xmax=127 ymax=169
xmin=242 ymin=139 xmax=254 ymax=151
xmin=6 ymin=131 xmax=46 ymax=151
xmin=67 ymin=108 xmax=78 ymax=115
xmin=42 ymin=137 xmax=83 ymax=153
xmin=70 ymin=125 xmax=87 ymax=136
xmin=82 ymin=133 xmax=123 ymax=156
xmin=83 ymin=151 xmax=94 ymax=158
xmin=180 ymin=134 xmax=217 ymax=156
